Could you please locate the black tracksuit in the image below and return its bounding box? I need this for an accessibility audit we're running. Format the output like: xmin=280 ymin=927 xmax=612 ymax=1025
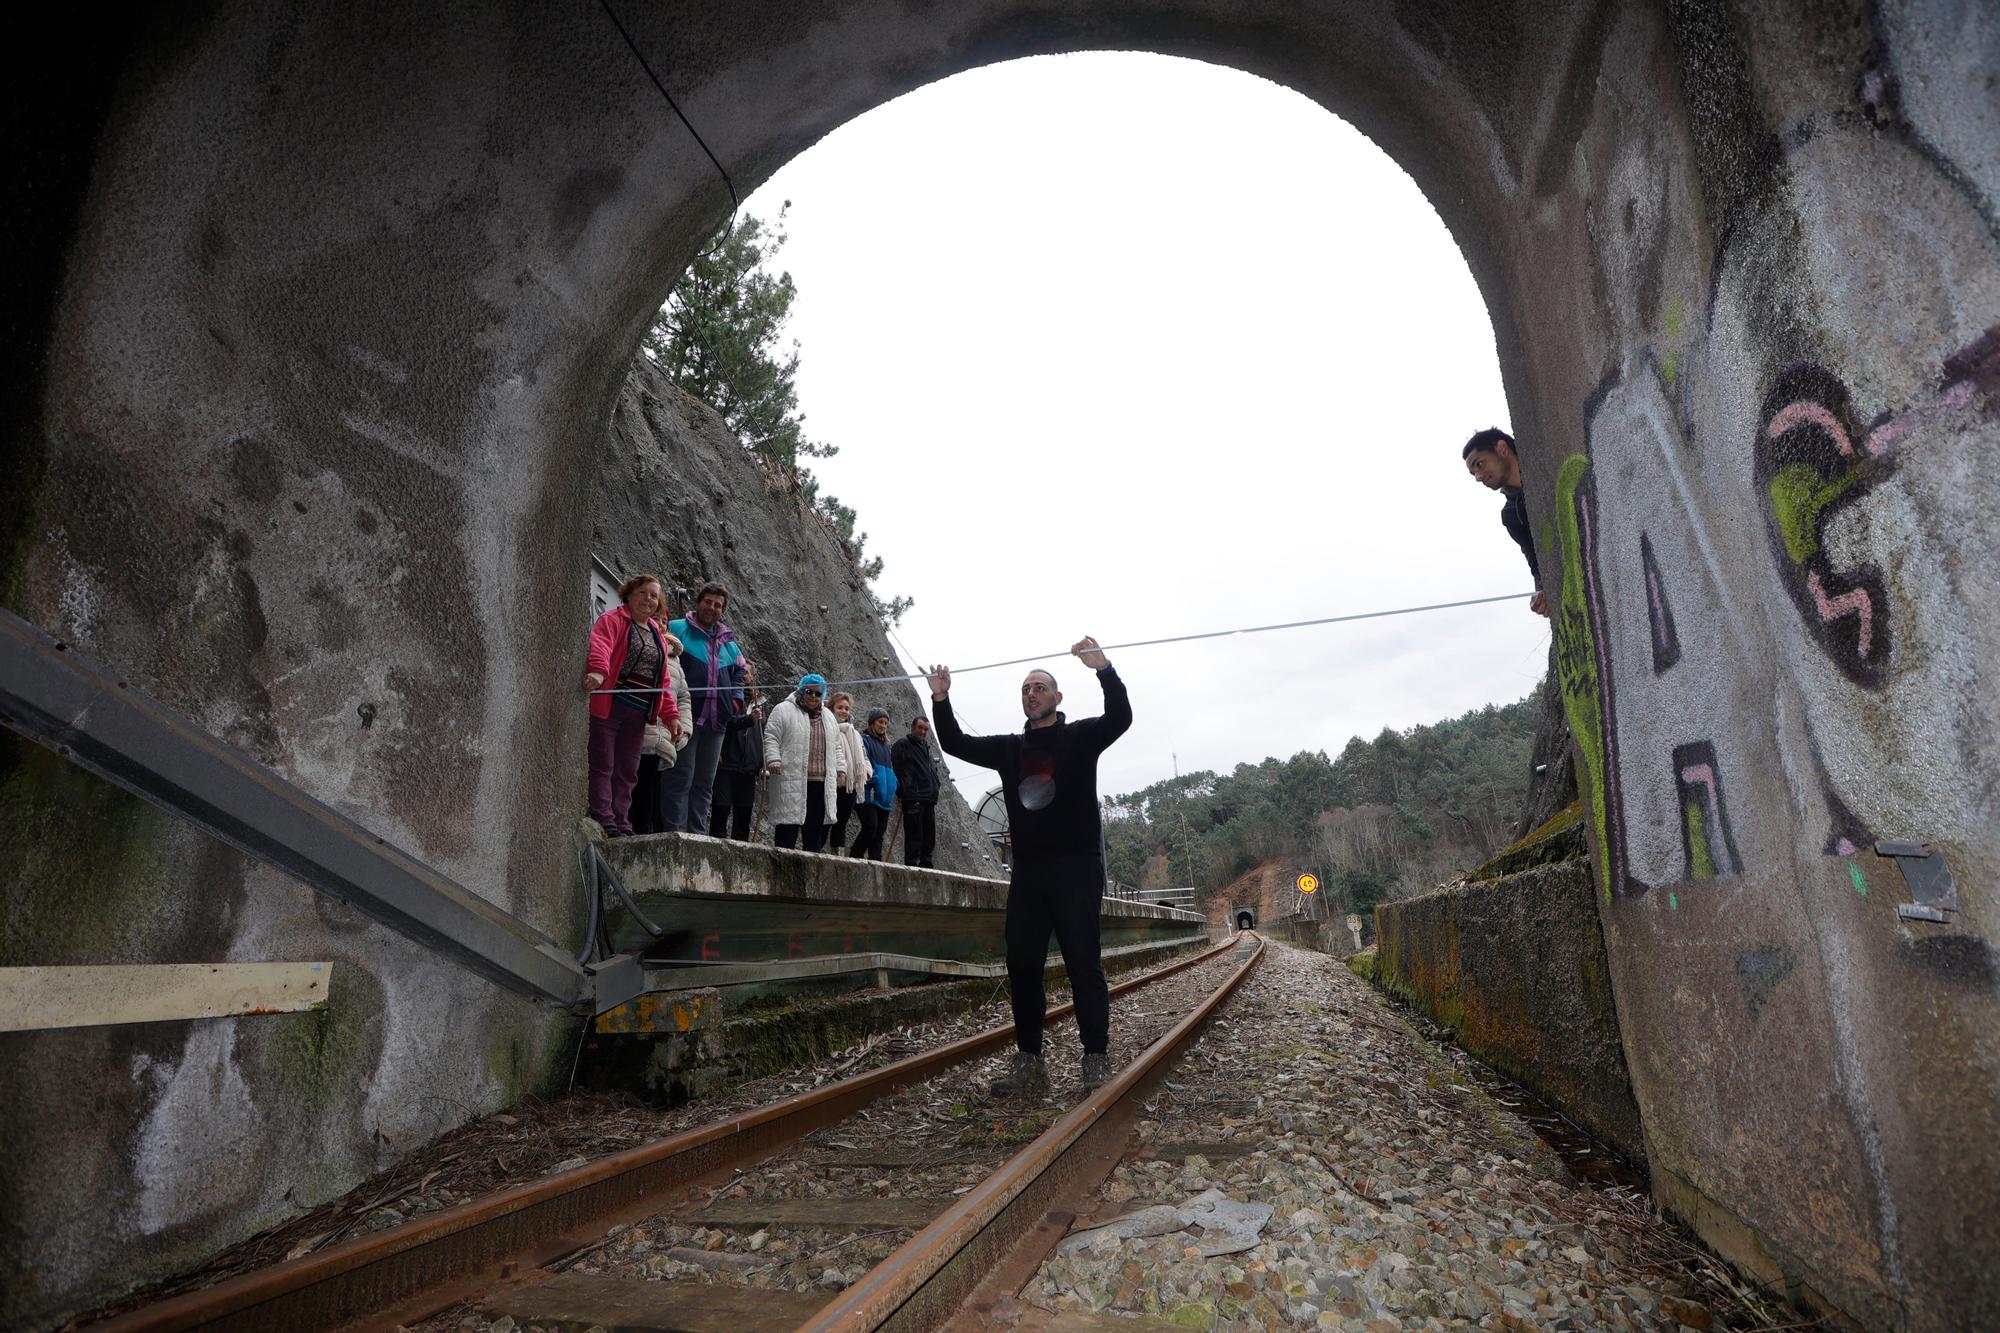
xmin=933 ymin=668 xmax=1132 ymax=1055
xmin=1500 ymin=485 xmax=1540 ymax=588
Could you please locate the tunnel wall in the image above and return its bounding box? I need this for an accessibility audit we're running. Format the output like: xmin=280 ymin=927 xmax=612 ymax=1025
xmin=1369 ymin=864 xmax=1645 ymax=1165
xmin=2 ymin=1 xmax=1996 ymax=1327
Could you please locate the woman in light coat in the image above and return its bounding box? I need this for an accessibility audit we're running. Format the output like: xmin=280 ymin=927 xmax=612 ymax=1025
xmin=630 ymin=634 xmax=694 ymax=834
xmin=762 ymin=674 xmax=847 ymax=852
xmin=826 ymin=691 xmax=873 ymax=855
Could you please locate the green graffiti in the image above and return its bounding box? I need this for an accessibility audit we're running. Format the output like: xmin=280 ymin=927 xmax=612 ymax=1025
xmin=1669 ymin=891 xmax=1679 ymax=911
xmin=1665 ymin=296 xmax=1684 ymax=340
xmin=1686 ymin=802 xmax=1715 ymax=879
xmin=1768 ymin=463 xmax=1858 ymax=565
xmin=1553 ymin=453 xmax=1612 ymax=904
xmin=1848 ymin=861 xmax=1868 ymax=896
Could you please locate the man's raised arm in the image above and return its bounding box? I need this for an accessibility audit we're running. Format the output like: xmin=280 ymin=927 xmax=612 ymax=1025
xmin=927 ymin=664 xmax=1008 ymax=768
xmin=1073 ymin=636 xmax=1131 ymax=748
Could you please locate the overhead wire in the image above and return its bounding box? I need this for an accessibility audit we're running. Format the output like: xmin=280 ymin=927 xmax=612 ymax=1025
xmin=596 ymin=0 xmax=739 ymax=250
xmin=592 ymin=589 xmax=1535 ymax=698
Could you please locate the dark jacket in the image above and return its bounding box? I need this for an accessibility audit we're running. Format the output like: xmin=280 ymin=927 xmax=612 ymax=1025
xmin=933 ymin=667 xmax=1131 ymax=863
xmin=717 ymin=703 xmax=763 ymax=774
xmin=1500 ymin=486 xmax=1540 ymax=587
xmin=891 ymin=732 xmax=940 ymax=804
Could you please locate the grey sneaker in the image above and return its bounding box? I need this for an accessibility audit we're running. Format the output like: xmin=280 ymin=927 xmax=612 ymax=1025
xmin=1080 ymin=1052 xmax=1112 ymax=1092
xmin=991 ymin=1050 xmax=1047 ymax=1097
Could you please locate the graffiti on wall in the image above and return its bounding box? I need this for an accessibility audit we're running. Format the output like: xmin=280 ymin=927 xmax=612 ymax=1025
xmin=1555 ymin=328 xmax=1996 ymax=905
xmin=1673 ymin=741 xmax=1743 ymax=880
xmin=1554 ymin=453 xmax=1625 ymax=904
xmin=1639 ymin=532 xmax=1681 ymax=673
xmin=1755 ymin=366 xmax=1895 ymax=687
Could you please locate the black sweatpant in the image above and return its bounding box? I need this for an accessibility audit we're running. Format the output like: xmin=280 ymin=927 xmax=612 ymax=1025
xmin=1005 ymin=852 xmax=1108 ymax=1055
xmin=830 ymin=787 xmax=857 ymax=853
xmin=629 ymin=755 xmax=667 ymax=834
xmin=774 ymin=781 xmax=828 ymax=852
xmin=901 ymin=800 xmax=936 ymax=867
xmin=850 ymin=803 xmax=888 ymax=861
xmin=706 ymin=770 xmax=756 ymax=841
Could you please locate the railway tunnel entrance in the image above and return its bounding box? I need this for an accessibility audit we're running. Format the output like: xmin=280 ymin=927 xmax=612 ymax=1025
xmin=7 ymin=4 xmax=2000 ymax=1328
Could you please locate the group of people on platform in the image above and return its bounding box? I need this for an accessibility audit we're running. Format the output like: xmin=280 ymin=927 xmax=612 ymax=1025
xmin=581 ymin=574 xmax=942 ymax=866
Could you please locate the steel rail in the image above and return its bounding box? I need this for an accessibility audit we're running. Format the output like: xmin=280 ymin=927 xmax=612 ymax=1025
xmin=801 ymin=934 xmax=1266 ymax=1331
xmin=0 ymin=608 xmax=591 ymax=1007
xmin=94 ymin=935 xmax=1242 ymax=1332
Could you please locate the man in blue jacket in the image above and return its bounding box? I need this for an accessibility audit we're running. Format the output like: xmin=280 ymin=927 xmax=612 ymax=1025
xmin=661 ymin=581 xmax=749 ymax=832
xmin=928 ymin=636 xmax=1131 ymax=1095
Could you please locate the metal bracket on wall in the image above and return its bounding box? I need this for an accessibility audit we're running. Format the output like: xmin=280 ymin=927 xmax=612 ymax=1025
xmin=1874 ymin=840 xmax=1958 ymax=923
xmin=0 ymin=608 xmax=594 ymax=1008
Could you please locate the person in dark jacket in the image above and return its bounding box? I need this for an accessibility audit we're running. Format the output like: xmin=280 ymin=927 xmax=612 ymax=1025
xmin=850 ymin=707 xmax=896 ymax=861
xmin=929 ymin=636 xmax=1130 ymax=1096
xmin=1462 ymin=428 xmax=1549 ymax=617
xmin=707 ymin=665 xmax=764 ymax=841
xmin=891 ymin=715 xmax=941 ymax=868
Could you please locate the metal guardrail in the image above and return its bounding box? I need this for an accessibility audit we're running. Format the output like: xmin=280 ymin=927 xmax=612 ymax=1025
xmin=637 ymin=934 xmax=1212 ymax=991
xmin=0 ymin=608 xmax=595 ymax=1008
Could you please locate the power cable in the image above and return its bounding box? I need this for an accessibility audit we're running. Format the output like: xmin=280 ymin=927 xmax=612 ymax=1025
xmin=595 ymin=0 xmax=739 ymax=231
xmin=595 ymin=589 xmax=1535 ymax=697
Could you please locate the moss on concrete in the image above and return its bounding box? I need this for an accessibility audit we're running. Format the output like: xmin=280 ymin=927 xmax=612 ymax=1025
xmin=0 ymin=737 xmax=206 ymax=967
xmin=1363 ymin=864 xmax=1645 ymax=1164
xmin=1466 ymin=800 xmax=1586 ymax=883
xmin=265 ymin=965 xmax=371 ymax=1115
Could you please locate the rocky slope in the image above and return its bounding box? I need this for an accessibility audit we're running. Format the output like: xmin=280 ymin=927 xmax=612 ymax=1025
xmin=591 ymin=355 xmax=996 ymax=877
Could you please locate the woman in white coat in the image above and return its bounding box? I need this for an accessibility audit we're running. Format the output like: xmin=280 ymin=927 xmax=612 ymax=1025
xmin=826 ymin=690 xmax=873 ymax=855
xmin=762 ymin=673 xmax=847 ymax=852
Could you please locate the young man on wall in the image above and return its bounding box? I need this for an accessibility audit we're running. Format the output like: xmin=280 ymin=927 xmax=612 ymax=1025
xmin=1463 ymin=428 xmax=1550 ymax=617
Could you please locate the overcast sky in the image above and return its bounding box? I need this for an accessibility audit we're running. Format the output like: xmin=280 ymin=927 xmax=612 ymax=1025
xmin=741 ymin=52 xmax=1551 ymax=799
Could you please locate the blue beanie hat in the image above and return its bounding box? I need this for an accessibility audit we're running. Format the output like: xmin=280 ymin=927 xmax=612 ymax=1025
xmin=799 ymin=673 xmax=828 ymax=694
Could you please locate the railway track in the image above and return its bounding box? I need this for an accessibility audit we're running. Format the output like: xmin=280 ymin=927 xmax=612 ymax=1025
xmin=101 ymin=933 xmax=1264 ymax=1332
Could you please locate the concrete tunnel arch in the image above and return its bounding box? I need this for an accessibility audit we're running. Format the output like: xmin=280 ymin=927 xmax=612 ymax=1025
xmin=7 ymin=4 xmax=2000 ymax=1328
xmin=1235 ymin=910 xmax=1255 ymax=932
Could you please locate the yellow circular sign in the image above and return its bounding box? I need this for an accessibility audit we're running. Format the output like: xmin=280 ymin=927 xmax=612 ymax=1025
xmin=1296 ymin=873 xmax=1320 ymax=894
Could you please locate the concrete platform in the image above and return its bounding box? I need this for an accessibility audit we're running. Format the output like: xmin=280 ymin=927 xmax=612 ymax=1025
xmin=598 ymin=832 xmax=1206 ymax=964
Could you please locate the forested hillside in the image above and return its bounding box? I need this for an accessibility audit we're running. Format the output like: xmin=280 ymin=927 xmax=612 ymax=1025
xmin=1103 ymin=691 xmax=1541 ymax=915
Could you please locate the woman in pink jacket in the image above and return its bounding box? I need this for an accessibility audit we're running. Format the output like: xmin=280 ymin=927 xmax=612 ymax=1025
xmin=583 ymin=573 xmax=681 ymax=836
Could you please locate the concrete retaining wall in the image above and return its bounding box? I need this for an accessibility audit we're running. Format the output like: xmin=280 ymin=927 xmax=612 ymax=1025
xmin=1370 ymin=865 xmax=1645 ymax=1166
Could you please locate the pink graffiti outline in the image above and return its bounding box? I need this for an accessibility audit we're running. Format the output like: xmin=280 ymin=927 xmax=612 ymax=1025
xmin=1767 ymin=400 xmax=1854 ymax=455
xmin=1807 ymin=569 xmax=1875 ymax=658
xmin=1863 ymin=379 xmax=1977 ymax=456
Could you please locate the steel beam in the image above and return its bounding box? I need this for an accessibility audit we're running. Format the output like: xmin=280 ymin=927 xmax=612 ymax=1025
xmin=0 ymin=609 xmax=591 ymax=1006
xmin=637 ymin=935 xmax=1212 ymax=992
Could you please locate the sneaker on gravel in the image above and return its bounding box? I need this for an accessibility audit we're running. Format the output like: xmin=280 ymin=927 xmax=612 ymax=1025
xmin=1080 ymin=1052 xmax=1112 ymax=1092
xmin=991 ymin=1050 xmax=1047 ymax=1097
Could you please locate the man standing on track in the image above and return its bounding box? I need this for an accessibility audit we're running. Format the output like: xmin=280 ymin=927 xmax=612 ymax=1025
xmin=928 ymin=637 xmax=1131 ymax=1096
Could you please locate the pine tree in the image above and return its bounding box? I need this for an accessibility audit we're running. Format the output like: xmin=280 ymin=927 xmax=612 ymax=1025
xmin=647 ymin=206 xmax=911 ymax=625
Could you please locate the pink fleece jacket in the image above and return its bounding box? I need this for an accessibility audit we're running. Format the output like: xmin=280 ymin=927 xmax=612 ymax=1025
xmin=585 ymin=605 xmax=681 ymax=724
